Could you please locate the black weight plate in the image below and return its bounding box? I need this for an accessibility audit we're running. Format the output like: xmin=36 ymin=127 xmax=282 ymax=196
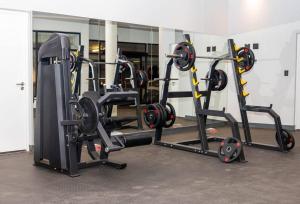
xmin=69 ymin=52 xmax=77 ymax=72
xmin=143 ymin=104 xmax=161 ymax=129
xmin=137 ymin=70 xmax=148 ymax=88
xmin=217 ymin=70 xmax=228 ymax=91
xmin=78 ymin=97 xmax=99 ymax=134
xmin=206 ymin=69 xmax=228 ymax=91
xmin=218 ymin=137 xmax=242 ymax=163
xmin=164 ymin=103 xmax=176 ymax=128
xmin=237 ymin=47 xmax=255 ymax=72
xmin=141 ymin=70 xmax=148 ymax=86
xmin=82 ymin=92 xmax=109 ymax=125
xmin=173 ymin=42 xmax=196 ymax=71
xmin=276 ymin=129 xmax=295 ymax=151
xmin=155 ymin=103 xmax=168 ymax=127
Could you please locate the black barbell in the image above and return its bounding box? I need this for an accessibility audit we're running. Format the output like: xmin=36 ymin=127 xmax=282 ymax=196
xmin=166 ymin=42 xmax=256 ymax=72
xmin=69 ymin=52 xmax=128 ymax=72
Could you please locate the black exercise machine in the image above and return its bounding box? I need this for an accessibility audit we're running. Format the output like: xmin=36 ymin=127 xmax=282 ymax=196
xmin=34 ymin=33 xmax=152 ymax=176
xmin=70 ymin=47 xmax=145 ymax=130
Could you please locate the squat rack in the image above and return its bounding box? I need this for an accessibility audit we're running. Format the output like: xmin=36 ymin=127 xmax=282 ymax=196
xmin=154 ymin=34 xmax=246 ymax=162
xmin=227 ymin=40 xmax=295 ymax=152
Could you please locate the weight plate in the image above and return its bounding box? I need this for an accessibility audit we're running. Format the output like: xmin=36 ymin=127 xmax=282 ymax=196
xmin=173 ymin=42 xmax=196 ymax=71
xmin=217 ymin=70 xmax=228 ymax=91
xmin=78 ymin=97 xmax=99 ymax=134
xmin=206 ymin=69 xmax=228 ymax=91
xmin=276 ymin=129 xmax=295 ymax=151
xmin=141 ymin=71 xmax=148 ymax=86
xmin=237 ymin=47 xmax=255 ymax=72
xmin=143 ymin=104 xmax=161 ymax=129
xmin=155 ymin=103 xmax=168 ymax=127
xmin=164 ymin=103 xmax=176 ymax=128
xmin=137 ymin=70 xmax=148 ymax=88
xmin=69 ymin=52 xmax=77 ymax=72
xmin=218 ymin=137 xmax=242 ymax=163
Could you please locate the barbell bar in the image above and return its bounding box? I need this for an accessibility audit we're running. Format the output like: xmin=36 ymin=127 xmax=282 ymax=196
xmin=166 ymin=54 xmax=237 ymax=61
xmin=166 ymin=41 xmax=255 ymax=72
xmin=81 ymin=57 xmax=127 ymax=65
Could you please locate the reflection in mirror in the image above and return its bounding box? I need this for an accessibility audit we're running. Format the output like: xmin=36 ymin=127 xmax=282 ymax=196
xmin=32 ymin=12 xmax=163 ymax=132
xmin=32 ymin=11 xmax=228 ymax=133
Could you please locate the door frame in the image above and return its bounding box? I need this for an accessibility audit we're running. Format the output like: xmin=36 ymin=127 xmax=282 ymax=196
xmin=294 ymin=33 xmax=300 ymax=130
xmin=26 ymin=10 xmax=33 ymax=150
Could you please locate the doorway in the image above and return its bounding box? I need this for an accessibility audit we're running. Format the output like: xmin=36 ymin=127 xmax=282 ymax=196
xmin=0 ymin=9 xmax=32 ymax=152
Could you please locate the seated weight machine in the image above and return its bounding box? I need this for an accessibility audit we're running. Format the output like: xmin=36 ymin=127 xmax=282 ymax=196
xmin=144 ymin=34 xmax=254 ymax=163
xmin=70 ymin=47 xmax=147 ymax=129
xmin=226 ymin=41 xmax=295 ymax=152
xmin=34 ymin=33 xmax=152 ymax=176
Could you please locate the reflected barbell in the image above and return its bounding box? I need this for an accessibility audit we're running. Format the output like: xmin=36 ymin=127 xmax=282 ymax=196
xmin=69 ymin=52 xmax=127 ymax=72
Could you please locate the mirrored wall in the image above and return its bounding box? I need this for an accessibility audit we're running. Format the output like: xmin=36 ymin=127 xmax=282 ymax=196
xmin=32 ymin=12 xmax=159 ymax=105
xmin=32 ymin=12 xmax=228 ymax=131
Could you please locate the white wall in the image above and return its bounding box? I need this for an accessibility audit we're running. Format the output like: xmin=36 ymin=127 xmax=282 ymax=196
xmin=90 ymin=24 xmax=158 ymax=44
xmin=228 ymin=0 xmax=300 ymax=34
xmin=0 ymin=0 xmax=227 ymax=35
xmin=158 ymin=28 xmax=176 ymax=109
xmin=227 ymin=24 xmax=298 ymax=126
xmin=226 ymin=0 xmax=300 ymax=127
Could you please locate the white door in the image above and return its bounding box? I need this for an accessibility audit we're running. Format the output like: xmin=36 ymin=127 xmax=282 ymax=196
xmin=0 ymin=9 xmax=31 ymax=152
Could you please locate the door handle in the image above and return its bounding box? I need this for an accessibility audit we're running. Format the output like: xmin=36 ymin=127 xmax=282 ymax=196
xmin=16 ymin=82 xmax=25 ymax=90
xmin=16 ymin=82 xmax=25 ymax=86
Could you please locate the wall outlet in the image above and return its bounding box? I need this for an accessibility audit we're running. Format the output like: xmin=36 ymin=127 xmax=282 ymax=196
xmin=253 ymin=43 xmax=259 ymax=49
xmin=212 ymin=46 xmax=216 ymax=52
xmin=245 ymin=44 xmax=250 ymax=48
xmin=206 ymin=46 xmax=211 ymax=52
xmin=284 ymin=70 xmax=289 ymax=76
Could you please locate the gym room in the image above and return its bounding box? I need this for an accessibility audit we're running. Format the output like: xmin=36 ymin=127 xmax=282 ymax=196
xmin=0 ymin=0 xmax=299 ymax=203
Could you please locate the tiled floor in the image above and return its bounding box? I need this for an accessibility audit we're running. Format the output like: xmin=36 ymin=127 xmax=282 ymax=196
xmin=0 ymin=127 xmax=299 ymax=204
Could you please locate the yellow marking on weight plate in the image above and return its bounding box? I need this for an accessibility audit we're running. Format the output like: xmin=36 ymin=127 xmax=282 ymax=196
xmin=238 ymin=68 xmax=246 ymax=74
xmin=194 ymin=91 xmax=202 ymax=99
xmin=191 ymin=66 xmax=197 ymax=73
xmin=242 ymin=90 xmax=249 ymax=97
xmin=240 ymin=78 xmax=247 ymax=86
xmin=192 ymin=78 xmax=199 ymax=86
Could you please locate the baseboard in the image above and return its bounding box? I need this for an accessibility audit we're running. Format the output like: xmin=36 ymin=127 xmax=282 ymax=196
xmin=29 ymin=145 xmax=34 ymax=152
xmin=0 ymin=150 xmax=26 ymax=155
